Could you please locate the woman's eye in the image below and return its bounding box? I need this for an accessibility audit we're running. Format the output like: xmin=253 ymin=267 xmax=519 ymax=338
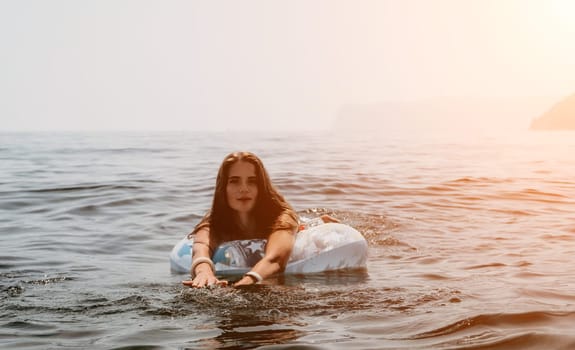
xmin=228 ymin=178 xmax=239 ymax=184
xmin=248 ymin=178 xmax=257 ymax=184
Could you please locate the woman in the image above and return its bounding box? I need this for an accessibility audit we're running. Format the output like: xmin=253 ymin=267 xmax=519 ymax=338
xmin=182 ymin=151 xmax=299 ymax=288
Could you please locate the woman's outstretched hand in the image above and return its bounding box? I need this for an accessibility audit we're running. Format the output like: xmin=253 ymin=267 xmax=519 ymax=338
xmin=182 ymin=271 xmax=228 ymax=288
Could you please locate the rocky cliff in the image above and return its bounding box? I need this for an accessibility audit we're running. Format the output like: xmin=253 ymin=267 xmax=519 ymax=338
xmin=530 ymin=94 xmax=575 ymax=130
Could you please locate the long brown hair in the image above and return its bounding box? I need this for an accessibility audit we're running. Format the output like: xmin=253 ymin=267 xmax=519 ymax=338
xmin=190 ymin=152 xmax=298 ymax=246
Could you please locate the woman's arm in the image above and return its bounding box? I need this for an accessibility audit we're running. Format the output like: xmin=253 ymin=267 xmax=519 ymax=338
xmin=234 ymin=228 xmax=296 ymax=286
xmin=182 ymin=228 xmax=227 ymax=288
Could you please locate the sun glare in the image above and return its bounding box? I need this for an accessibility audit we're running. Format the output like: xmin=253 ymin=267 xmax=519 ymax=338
xmin=548 ymin=0 xmax=575 ymax=32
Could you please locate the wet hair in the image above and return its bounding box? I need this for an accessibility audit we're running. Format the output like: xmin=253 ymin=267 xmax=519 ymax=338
xmin=190 ymin=151 xmax=298 ymax=246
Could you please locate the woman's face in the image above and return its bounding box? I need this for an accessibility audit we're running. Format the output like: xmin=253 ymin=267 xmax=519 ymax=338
xmin=226 ymin=160 xmax=258 ymax=214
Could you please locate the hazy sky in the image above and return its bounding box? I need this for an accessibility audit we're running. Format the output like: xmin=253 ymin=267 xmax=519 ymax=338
xmin=1 ymin=0 xmax=574 ymax=131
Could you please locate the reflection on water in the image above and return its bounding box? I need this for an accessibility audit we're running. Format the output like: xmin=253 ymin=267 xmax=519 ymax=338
xmin=176 ymin=272 xmax=373 ymax=349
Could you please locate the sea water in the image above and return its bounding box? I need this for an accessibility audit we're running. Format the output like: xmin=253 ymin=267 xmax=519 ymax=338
xmin=1 ymin=129 xmax=575 ymax=349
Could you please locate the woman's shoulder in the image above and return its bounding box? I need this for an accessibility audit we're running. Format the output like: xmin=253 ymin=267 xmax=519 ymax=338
xmin=187 ymin=225 xmax=210 ymax=240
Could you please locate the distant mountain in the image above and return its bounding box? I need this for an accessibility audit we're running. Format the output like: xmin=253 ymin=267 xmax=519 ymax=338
xmin=333 ymin=97 xmax=554 ymax=133
xmin=530 ymin=94 xmax=575 ymax=130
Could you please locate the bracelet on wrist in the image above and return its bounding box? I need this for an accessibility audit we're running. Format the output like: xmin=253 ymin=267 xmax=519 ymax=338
xmin=191 ymin=257 xmax=215 ymax=278
xmin=244 ymin=271 xmax=263 ymax=284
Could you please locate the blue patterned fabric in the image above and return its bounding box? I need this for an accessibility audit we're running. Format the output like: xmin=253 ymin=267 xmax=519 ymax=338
xmin=212 ymin=239 xmax=267 ymax=267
